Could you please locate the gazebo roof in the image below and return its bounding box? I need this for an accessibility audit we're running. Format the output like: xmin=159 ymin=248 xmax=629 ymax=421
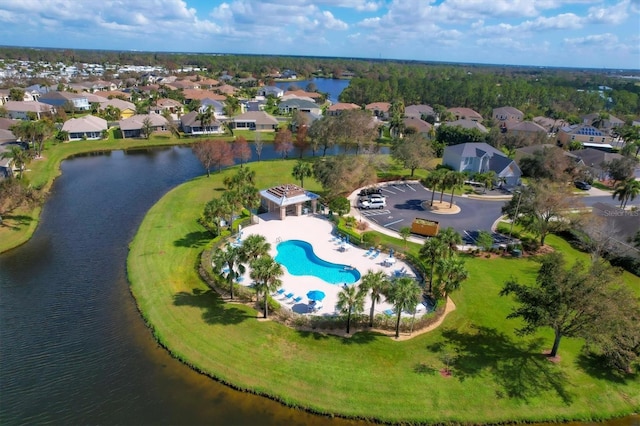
xmin=260 ymin=184 xmax=319 ymax=207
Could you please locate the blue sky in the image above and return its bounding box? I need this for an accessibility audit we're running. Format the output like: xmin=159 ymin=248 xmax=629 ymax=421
xmin=0 ymin=0 xmax=638 ymax=69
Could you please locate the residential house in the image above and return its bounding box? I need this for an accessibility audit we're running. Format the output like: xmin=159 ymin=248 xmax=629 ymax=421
xmin=280 ymin=94 xmax=316 ymax=103
xmin=493 ymin=106 xmax=524 ymax=122
xmin=504 ymin=120 xmax=548 ymax=142
xmin=513 ymin=144 xmax=584 ymax=169
xmin=0 ymin=144 xmax=15 ymax=178
xmin=581 ymin=113 xmax=624 ymax=134
xmin=84 ymin=93 xmax=109 ymax=105
xmin=180 ymin=111 xmax=224 ymax=136
xmin=442 ymin=142 xmax=522 ymax=187
xmin=283 ymin=90 xmax=322 ymax=102
xmin=230 ymin=111 xmax=278 ymax=131
xmin=94 ymin=90 xmax=132 ymax=101
xmin=39 ymin=91 xmax=90 ymax=111
xmin=257 ymin=86 xmax=284 ymax=98
xmin=118 ymin=114 xmax=168 ymax=138
xmin=447 ymin=107 xmax=483 ymax=122
xmin=171 ymin=80 xmax=201 ymax=90
xmin=446 ymin=119 xmax=489 ymax=133
xmin=590 ymin=202 xmax=640 ymax=259
xmin=199 ymin=98 xmax=226 ymax=119
xmin=0 ymin=89 xmax=9 ymax=105
xmin=571 ymin=148 xmax=625 ymax=181
xmin=98 ymin=98 xmax=136 ymax=119
xmin=557 ymin=124 xmax=612 ymax=147
xmin=365 ymin=102 xmax=391 ymax=120
xmin=182 ymin=89 xmax=226 ymax=103
xmin=0 ymin=118 xmax=19 ymax=131
xmin=403 ymin=117 xmax=433 ymax=138
xmin=326 ymin=102 xmax=360 ymax=116
xmin=3 ymin=101 xmax=55 ymax=120
xmin=0 ymin=129 xmax=17 ymax=144
xmin=242 ymin=99 xmax=267 ymax=113
xmin=278 ymin=99 xmax=322 ymax=116
xmin=533 ymin=116 xmax=569 ymax=134
xmin=152 ymin=98 xmax=184 ymax=115
xmin=405 ymin=104 xmax=435 ymax=120
xmin=61 ymin=115 xmax=108 ymax=141
xmin=215 ymin=84 xmax=238 ymax=96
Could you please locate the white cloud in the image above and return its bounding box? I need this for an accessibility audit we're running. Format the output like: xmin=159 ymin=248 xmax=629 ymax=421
xmin=564 ymin=33 xmax=619 ymax=46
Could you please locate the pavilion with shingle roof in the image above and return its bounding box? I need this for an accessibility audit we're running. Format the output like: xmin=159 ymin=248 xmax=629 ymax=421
xmin=259 ymin=184 xmax=319 ymax=220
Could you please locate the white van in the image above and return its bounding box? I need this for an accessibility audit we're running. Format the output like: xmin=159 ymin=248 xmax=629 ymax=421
xmin=368 ymin=194 xmax=386 ymax=209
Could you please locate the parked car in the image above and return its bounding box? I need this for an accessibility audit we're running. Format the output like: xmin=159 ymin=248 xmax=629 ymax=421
xmin=357 ymin=194 xmax=386 ymax=209
xmin=358 ymin=187 xmax=382 ymax=197
xmin=574 ymin=181 xmax=591 ymax=190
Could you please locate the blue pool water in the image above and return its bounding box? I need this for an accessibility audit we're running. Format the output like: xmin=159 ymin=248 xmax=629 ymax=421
xmin=275 ymin=240 xmax=361 ymax=285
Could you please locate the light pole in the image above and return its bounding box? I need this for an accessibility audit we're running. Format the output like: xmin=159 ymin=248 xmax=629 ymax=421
xmin=509 ymin=190 xmax=523 ymax=245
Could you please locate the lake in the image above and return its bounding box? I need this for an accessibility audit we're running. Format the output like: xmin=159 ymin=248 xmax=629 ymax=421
xmin=0 ymin=146 xmax=637 ymax=425
xmin=274 ymin=77 xmax=350 ymax=103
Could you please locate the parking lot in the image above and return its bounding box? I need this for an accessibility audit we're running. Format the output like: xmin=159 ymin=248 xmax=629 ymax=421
xmin=355 ymin=181 xmax=506 ymax=240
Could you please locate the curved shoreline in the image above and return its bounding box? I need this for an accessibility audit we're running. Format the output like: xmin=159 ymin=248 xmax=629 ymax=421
xmin=126 ymin=164 xmax=640 ymax=424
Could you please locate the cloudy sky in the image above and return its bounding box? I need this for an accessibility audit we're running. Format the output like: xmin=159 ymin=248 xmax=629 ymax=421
xmin=1 ymin=0 xmax=639 ymax=69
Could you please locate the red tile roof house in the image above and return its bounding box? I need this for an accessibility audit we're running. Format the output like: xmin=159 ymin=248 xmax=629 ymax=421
xmin=152 ymin=98 xmax=184 ymax=115
xmin=3 ymin=101 xmax=55 ymax=120
xmin=182 ymin=89 xmax=226 ymax=102
xmin=230 ymin=111 xmax=278 ymax=131
xmin=326 ymin=102 xmax=361 ymax=117
xmin=365 ymin=102 xmax=391 ymax=120
xmin=118 ymin=114 xmax=168 ymax=138
xmin=447 ymin=107 xmax=483 ymax=122
xmin=61 ymin=115 xmax=108 ymax=141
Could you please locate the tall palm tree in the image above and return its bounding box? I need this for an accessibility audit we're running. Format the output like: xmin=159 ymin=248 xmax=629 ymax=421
xmin=446 ymin=171 xmax=466 ymax=208
xmin=162 ymin=109 xmax=181 ymax=139
xmin=336 ymin=284 xmax=365 ymax=334
xmin=212 ymin=244 xmax=246 ymax=300
xmin=291 ymin=161 xmax=313 ymax=188
xmin=435 ymin=256 xmax=468 ymax=301
xmin=386 ymin=277 xmax=422 ymax=338
xmin=424 ymin=169 xmax=447 ymax=207
xmin=437 ymin=227 xmax=462 ymax=258
xmin=249 ymin=255 xmax=283 ymax=318
xmin=202 ymin=197 xmax=230 ymax=236
xmin=419 ymin=237 xmax=445 ymax=294
xmin=474 ymin=171 xmax=495 ymax=194
xmin=612 ymin=178 xmax=640 ymax=209
xmin=196 ymin=106 xmax=214 ymax=135
xmin=359 ymin=270 xmax=390 ymax=327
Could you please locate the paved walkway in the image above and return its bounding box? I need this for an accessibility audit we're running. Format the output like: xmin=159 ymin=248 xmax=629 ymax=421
xmin=238 ymin=213 xmax=420 ymax=317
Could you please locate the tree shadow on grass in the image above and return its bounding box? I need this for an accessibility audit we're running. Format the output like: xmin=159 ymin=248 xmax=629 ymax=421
xmin=173 ymin=288 xmax=252 ymax=325
xmin=413 ymin=363 xmax=438 ymax=375
xmin=1 ymin=214 xmax=33 ymax=229
xmin=174 ymin=230 xmax=212 ymax=248
xmin=575 ymin=352 xmax=638 ymax=384
xmin=340 ymin=330 xmax=381 ymax=345
xmin=296 ymin=330 xmax=331 ymax=341
xmin=427 ymin=325 xmax=573 ymax=405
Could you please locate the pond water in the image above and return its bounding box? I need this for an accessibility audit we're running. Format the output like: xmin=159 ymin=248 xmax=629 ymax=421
xmin=0 ymin=145 xmax=637 ymax=425
xmin=274 ymin=77 xmax=350 ymax=103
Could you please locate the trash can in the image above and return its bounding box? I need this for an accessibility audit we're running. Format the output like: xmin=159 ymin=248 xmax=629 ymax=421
xmin=511 ymin=249 xmax=522 ymax=258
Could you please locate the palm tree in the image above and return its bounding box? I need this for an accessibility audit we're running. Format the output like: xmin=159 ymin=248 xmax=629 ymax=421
xmin=249 ymin=255 xmax=283 ymax=318
xmin=419 ymin=237 xmax=445 ymax=294
xmin=291 ymin=161 xmax=313 ymax=188
xmin=424 ymin=169 xmax=447 ymax=207
xmin=474 ymin=171 xmax=495 ymax=194
xmin=162 ymin=109 xmax=181 ymax=139
xmin=336 ymin=284 xmax=365 ymax=334
xmin=438 ymin=227 xmax=462 ymax=258
xmin=435 ymin=256 xmax=468 ymax=301
xmin=196 ymin=106 xmax=214 ymax=135
xmin=399 ymin=226 xmax=411 ymax=248
xmin=241 ymin=234 xmax=271 ymax=263
xmin=212 ymin=244 xmax=246 ymax=300
xmin=1 ymin=146 xmax=31 ymax=179
xmin=202 ymin=197 xmax=231 ymax=236
xmin=612 ymin=178 xmax=640 ymax=209
xmin=446 ymin=171 xmax=465 ymax=208
xmin=359 ymin=270 xmax=390 ymax=327
xmin=386 ymin=277 xmax=422 ymax=338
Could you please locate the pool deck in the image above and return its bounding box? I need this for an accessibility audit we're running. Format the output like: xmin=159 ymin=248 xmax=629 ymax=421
xmin=237 ymin=212 xmax=418 ymax=317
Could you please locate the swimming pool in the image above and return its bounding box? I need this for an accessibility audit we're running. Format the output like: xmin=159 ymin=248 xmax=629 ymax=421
xmin=275 ymin=240 xmax=361 ymax=285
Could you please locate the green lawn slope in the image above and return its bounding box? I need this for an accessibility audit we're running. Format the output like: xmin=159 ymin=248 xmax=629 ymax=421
xmin=127 ymin=160 xmax=640 ymax=424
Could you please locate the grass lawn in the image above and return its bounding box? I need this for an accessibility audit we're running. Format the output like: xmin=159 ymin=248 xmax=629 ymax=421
xmin=128 ymin=160 xmax=640 ymax=424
